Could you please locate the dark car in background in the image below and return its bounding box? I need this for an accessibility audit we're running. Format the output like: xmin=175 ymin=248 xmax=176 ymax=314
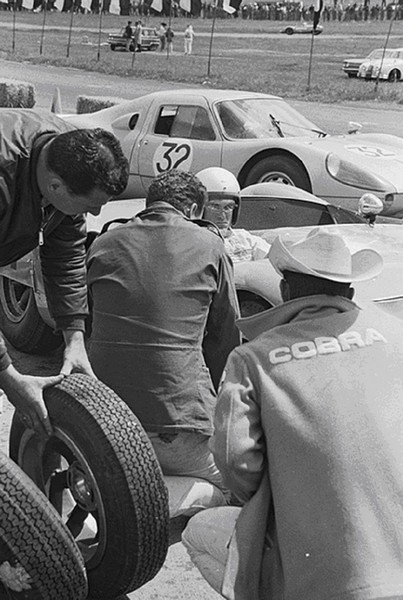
xmin=108 ymin=26 xmax=160 ymax=52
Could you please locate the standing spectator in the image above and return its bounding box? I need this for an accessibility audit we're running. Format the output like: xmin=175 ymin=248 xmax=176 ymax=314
xmin=133 ymin=20 xmax=142 ymax=52
xmin=158 ymin=21 xmax=167 ymax=51
xmin=123 ymin=19 xmax=133 ymax=51
xmin=87 ymin=170 xmax=240 ymax=501
xmin=182 ymin=228 xmax=403 ymax=600
xmin=0 ymin=110 xmax=128 ymax=436
xmin=166 ymin=25 xmax=174 ymax=53
xmin=183 ymin=23 xmax=194 ymax=55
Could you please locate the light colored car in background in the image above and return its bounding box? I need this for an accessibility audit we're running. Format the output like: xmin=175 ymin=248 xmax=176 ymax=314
xmin=0 ymin=182 xmax=400 ymax=355
xmin=280 ymin=22 xmax=323 ymax=35
xmin=63 ymin=88 xmax=403 ymax=219
xmin=342 ymin=48 xmax=382 ymax=78
xmin=358 ymin=47 xmax=403 ymax=81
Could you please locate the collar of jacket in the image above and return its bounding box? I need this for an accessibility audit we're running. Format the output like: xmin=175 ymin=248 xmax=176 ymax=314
xmin=137 ymin=201 xmax=224 ymax=239
xmin=136 ymin=201 xmax=187 ymax=220
xmin=29 ymin=131 xmax=58 ymax=206
xmin=236 ymin=295 xmax=359 ymax=341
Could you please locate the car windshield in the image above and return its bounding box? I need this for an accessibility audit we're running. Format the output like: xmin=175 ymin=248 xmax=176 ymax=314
xmin=367 ymin=49 xmax=398 ymax=60
xmin=215 ymin=98 xmax=326 ymax=139
xmin=327 ymin=205 xmax=365 ymax=224
xmin=367 ymin=49 xmax=384 ymax=60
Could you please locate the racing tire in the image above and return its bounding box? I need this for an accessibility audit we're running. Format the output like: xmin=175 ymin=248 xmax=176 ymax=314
xmin=244 ymin=155 xmax=311 ymax=192
xmin=388 ymin=69 xmax=400 ymax=82
xmin=0 ymin=452 xmax=87 ymax=600
xmin=9 ymin=374 xmax=170 ymax=600
xmin=285 ymin=27 xmax=294 ymax=35
xmin=0 ymin=276 xmax=61 ymax=355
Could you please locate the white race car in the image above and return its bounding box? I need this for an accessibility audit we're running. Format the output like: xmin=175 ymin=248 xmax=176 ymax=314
xmin=64 ymin=88 xmax=403 ymax=218
xmin=0 ymin=183 xmax=401 ymax=356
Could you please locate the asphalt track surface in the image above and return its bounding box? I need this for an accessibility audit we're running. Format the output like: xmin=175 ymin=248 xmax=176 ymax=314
xmin=1 ymin=54 xmax=403 ymax=599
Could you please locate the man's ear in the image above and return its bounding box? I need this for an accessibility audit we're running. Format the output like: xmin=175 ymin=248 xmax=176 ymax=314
xmin=188 ymin=202 xmax=202 ymax=220
xmin=48 ymin=176 xmax=63 ymax=194
xmin=280 ymin=278 xmax=290 ymax=302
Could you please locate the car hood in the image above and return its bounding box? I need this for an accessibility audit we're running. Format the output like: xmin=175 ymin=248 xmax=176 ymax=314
xmin=235 ymin=223 xmax=403 ymax=321
xmin=305 ymin=132 xmax=403 ymax=188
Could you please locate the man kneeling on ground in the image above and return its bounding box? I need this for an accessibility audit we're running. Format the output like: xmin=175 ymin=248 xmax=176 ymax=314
xmin=87 ymin=169 xmax=241 ymax=514
xmin=183 ymin=228 xmax=403 ymax=600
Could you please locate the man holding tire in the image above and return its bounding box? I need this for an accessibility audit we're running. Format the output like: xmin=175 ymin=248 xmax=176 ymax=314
xmin=0 ymin=109 xmax=128 ymax=436
xmin=87 ymin=169 xmax=240 ymax=503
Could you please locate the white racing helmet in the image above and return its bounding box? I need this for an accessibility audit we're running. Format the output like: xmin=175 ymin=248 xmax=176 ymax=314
xmin=196 ymin=167 xmax=241 ymax=225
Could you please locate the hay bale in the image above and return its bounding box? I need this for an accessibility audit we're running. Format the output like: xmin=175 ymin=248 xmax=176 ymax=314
xmin=76 ymin=95 xmax=125 ymax=114
xmin=0 ymin=79 xmax=35 ymax=108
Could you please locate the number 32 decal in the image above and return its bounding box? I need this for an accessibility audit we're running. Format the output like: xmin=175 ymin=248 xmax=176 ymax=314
xmin=346 ymin=145 xmax=396 ymax=158
xmin=153 ymin=141 xmax=193 ymax=175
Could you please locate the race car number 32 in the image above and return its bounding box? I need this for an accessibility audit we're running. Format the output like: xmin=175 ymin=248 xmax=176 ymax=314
xmin=153 ymin=141 xmax=193 ymax=175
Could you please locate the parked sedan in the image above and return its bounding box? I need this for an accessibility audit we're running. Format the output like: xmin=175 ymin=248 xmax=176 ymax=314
xmin=358 ymin=47 xmax=403 ymax=81
xmin=342 ymin=48 xmax=382 ymax=78
xmin=107 ymin=26 xmax=160 ymax=52
xmin=63 ymin=88 xmax=403 ymax=219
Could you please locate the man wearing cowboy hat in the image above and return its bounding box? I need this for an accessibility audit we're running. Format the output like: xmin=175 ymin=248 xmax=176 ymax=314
xmin=182 ymin=228 xmax=403 ymax=600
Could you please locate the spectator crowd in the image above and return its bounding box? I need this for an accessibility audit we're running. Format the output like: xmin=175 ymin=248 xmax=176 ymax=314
xmin=2 ymin=0 xmax=403 ymax=23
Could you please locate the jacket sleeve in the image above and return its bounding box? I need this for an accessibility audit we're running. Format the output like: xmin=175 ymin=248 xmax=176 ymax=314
xmin=202 ymin=250 xmax=241 ymax=390
xmin=0 ymin=334 xmax=12 ymax=372
xmin=39 ymin=214 xmax=88 ymax=332
xmin=211 ymin=348 xmax=266 ymax=503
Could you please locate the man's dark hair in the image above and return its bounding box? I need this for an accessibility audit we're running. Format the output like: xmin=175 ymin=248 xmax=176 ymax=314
xmin=282 ymin=269 xmax=352 ymax=299
xmin=47 ymin=128 xmax=129 ymax=197
xmin=146 ymin=169 xmax=207 ymax=214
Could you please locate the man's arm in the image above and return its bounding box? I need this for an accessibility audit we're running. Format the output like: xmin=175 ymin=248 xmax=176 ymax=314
xmin=40 ymin=214 xmax=94 ymax=376
xmin=202 ymin=251 xmax=241 ymax=389
xmin=211 ymin=348 xmax=266 ymax=503
xmin=0 ymin=334 xmax=63 ymax=436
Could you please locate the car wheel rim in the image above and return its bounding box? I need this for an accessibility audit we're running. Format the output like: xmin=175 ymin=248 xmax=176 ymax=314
xmin=15 ymin=427 xmax=107 ymax=569
xmin=0 ymin=278 xmax=31 ymax=323
xmin=259 ymin=171 xmax=295 ymax=185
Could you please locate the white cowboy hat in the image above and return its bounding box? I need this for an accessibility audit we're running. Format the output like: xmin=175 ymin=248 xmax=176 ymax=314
xmin=268 ymin=228 xmax=383 ymax=283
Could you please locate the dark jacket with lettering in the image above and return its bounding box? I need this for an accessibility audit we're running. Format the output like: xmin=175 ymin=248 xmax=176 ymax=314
xmin=0 ymin=110 xmax=87 ymax=371
xmin=213 ymin=295 xmax=403 ymax=600
xmin=87 ymin=201 xmax=241 ymax=435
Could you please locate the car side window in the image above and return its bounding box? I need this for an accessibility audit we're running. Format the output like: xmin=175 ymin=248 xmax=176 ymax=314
xmin=154 ymin=105 xmax=216 ymax=140
xmin=237 ymin=198 xmax=335 ymax=230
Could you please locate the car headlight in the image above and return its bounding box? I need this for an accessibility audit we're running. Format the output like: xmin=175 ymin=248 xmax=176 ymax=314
xmin=326 ymin=153 xmax=390 ymax=191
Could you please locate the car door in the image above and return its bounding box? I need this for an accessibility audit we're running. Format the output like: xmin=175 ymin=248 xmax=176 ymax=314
xmin=137 ymin=98 xmax=223 ymax=190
